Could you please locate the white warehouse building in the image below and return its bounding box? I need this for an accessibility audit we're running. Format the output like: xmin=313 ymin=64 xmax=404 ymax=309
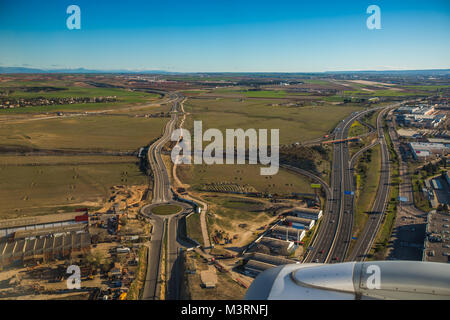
xmin=287 ymin=207 xmax=323 ymax=221
xmin=409 ymin=142 xmax=449 ymax=160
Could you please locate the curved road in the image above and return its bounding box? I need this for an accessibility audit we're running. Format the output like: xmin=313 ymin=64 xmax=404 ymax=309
xmin=347 ymin=102 xmax=408 ymax=261
xmin=141 ymin=91 xmax=191 ymax=300
xmin=304 ymin=108 xmax=381 ymax=263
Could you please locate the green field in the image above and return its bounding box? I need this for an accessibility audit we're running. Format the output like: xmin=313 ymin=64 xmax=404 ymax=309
xmin=302 ymin=79 xmax=332 ymax=85
xmin=0 ymin=84 xmax=161 ymax=114
xmin=243 ymin=90 xmax=287 ymax=98
xmin=0 ymin=155 xmax=147 ymax=219
xmin=0 ymin=115 xmax=167 ymax=152
xmin=151 ymin=204 xmax=182 ymax=215
xmin=183 ymin=98 xmax=363 ymax=145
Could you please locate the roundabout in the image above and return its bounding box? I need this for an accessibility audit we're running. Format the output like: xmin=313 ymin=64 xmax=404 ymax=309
xmin=150 ymin=203 xmax=183 ymax=215
xmin=141 ymin=200 xmax=192 ymax=219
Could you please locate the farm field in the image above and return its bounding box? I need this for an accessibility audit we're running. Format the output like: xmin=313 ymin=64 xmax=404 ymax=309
xmin=0 ymin=155 xmax=147 ymax=219
xmin=0 ymin=115 xmax=167 ymax=152
xmin=183 ymin=98 xmax=363 ymax=145
xmin=0 ymin=90 xmax=160 ymax=115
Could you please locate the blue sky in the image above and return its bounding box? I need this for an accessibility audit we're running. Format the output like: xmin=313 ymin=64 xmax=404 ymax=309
xmin=0 ymin=0 xmax=449 ymax=72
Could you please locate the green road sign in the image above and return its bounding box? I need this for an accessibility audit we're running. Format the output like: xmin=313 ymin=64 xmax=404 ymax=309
xmin=311 ymin=184 xmax=321 ymax=189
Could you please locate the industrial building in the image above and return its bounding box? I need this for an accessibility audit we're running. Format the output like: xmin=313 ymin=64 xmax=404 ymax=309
xmin=271 ymin=225 xmax=306 ymax=242
xmin=0 ymin=212 xmax=89 ymax=238
xmin=257 ymin=237 xmax=295 ymax=256
xmin=243 ymin=260 xmax=277 ymax=277
xmin=244 ymin=252 xmax=298 ymax=266
xmin=0 ymin=231 xmax=91 ymax=267
xmin=286 ymin=207 xmax=323 ymax=221
xmin=397 ymin=105 xmax=435 ymax=116
xmin=396 ymin=114 xmax=446 ymax=128
xmin=394 ymin=104 xmax=446 ymax=128
xmin=284 ymin=216 xmax=315 ymax=230
xmin=0 ymin=211 xmax=92 ymax=267
xmin=409 ymin=142 xmax=449 ymax=160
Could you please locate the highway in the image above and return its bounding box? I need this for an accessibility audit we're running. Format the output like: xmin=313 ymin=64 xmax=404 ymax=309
xmin=326 ymin=112 xmax=363 ymax=263
xmin=346 ymin=107 xmax=392 ymax=261
xmin=347 ymin=102 xmax=406 ymax=261
xmin=304 ymin=108 xmax=380 ymax=263
xmin=141 ymin=214 xmax=165 ymax=300
xmin=141 ymin=91 xmax=189 ymax=300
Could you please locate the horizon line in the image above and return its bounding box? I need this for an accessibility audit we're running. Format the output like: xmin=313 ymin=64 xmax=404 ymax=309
xmin=1 ymin=66 xmax=450 ymax=75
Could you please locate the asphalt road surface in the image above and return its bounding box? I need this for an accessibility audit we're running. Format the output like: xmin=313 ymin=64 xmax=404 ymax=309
xmin=347 ymin=102 xmax=409 ymax=261
xmin=304 ymin=108 xmax=379 ymax=263
xmin=141 ymin=91 xmax=189 ymax=300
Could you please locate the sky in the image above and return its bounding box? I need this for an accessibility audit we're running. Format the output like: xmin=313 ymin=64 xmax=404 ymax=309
xmin=0 ymin=0 xmax=449 ymax=72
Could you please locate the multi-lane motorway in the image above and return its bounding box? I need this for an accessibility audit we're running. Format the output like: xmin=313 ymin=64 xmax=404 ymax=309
xmin=303 ymin=102 xmax=413 ymax=264
xmin=346 ymin=106 xmax=392 ymax=261
xmin=304 ymin=108 xmax=379 ymax=263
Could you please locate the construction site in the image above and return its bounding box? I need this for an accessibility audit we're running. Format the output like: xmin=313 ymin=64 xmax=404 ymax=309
xmin=0 ymin=184 xmax=152 ymax=300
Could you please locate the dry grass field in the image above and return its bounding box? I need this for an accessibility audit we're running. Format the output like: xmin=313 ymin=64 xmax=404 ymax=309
xmin=183 ymin=98 xmax=364 ymax=145
xmin=0 ymin=155 xmax=147 ymax=219
xmin=0 ymin=115 xmax=167 ymax=152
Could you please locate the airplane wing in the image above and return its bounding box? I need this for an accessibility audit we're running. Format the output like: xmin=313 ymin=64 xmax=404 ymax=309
xmin=245 ymin=261 xmax=450 ymax=300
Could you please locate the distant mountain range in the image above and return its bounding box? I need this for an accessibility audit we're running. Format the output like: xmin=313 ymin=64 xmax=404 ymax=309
xmin=0 ymin=66 xmax=449 ymax=76
xmin=325 ymin=69 xmax=450 ymax=75
xmin=0 ymin=66 xmax=180 ymax=74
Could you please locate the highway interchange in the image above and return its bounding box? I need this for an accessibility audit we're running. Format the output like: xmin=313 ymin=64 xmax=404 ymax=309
xmin=305 ymin=103 xmax=407 ymax=263
xmin=138 ymin=89 xmax=416 ymax=298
